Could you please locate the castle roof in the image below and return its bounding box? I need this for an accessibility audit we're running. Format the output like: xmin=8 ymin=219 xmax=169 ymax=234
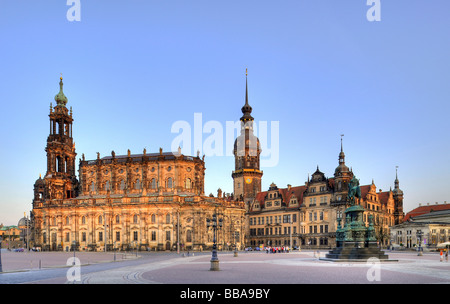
xmin=404 ymin=203 xmax=450 ymax=221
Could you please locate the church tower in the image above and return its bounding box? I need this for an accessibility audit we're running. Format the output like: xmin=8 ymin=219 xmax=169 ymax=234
xmin=332 ymin=135 xmax=354 ymax=206
xmin=41 ymin=76 xmax=78 ymax=200
xmin=232 ymin=70 xmax=263 ymax=204
xmin=392 ymin=167 xmax=404 ymax=224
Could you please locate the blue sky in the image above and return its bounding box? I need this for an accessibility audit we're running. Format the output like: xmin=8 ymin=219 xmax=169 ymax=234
xmin=0 ymin=1 xmax=449 ymax=225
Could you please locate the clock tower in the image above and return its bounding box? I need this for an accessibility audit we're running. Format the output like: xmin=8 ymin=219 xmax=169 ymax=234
xmin=232 ymin=70 xmax=263 ymax=205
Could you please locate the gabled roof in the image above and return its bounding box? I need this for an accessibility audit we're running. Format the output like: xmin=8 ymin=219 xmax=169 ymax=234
xmin=252 ymin=185 xmax=307 ymax=211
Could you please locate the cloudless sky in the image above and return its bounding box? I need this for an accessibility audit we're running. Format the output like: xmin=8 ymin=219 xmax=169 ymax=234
xmin=0 ymin=1 xmax=449 ymax=225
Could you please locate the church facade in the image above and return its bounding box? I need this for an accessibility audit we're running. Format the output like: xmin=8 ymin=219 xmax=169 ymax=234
xmin=31 ymin=77 xmax=246 ymax=252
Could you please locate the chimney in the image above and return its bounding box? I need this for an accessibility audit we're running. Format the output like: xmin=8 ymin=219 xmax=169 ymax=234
xmin=287 ymin=184 xmax=291 ymax=191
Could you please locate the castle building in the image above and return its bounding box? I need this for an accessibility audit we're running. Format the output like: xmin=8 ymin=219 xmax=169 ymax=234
xmin=31 ymin=77 xmax=246 ymax=252
xmin=246 ymin=138 xmax=405 ymax=249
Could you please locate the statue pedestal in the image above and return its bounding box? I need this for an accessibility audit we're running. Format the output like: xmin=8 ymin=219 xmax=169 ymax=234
xmin=321 ymin=203 xmax=396 ymax=262
xmin=322 ymin=244 xmax=390 ymax=261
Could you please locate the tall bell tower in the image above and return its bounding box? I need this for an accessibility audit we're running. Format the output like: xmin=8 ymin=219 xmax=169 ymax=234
xmin=43 ymin=76 xmax=78 ymax=200
xmin=232 ymin=70 xmax=263 ymax=204
xmin=392 ymin=167 xmax=404 ymax=224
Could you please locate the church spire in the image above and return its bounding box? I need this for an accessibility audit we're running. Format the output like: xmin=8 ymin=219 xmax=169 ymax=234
xmin=240 ymin=68 xmax=253 ymax=122
xmin=334 ymin=134 xmax=350 ymax=177
xmin=394 ymin=166 xmax=400 ymax=189
xmin=339 ymin=134 xmax=345 ymax=164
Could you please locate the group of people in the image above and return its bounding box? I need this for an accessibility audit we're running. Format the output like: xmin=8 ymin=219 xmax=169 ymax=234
xmin=265 ymin=246 xmax=290 ymax=254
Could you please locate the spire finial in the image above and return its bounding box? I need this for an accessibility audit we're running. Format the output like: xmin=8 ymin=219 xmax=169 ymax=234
xmin=245 ymin=69 xmax=249 ymax=105
xmin=340 ymin=134 xmax=344 ymax=152
xmin=55 ymin=74 xmax=68 ymax=106
xmin=240 ymin=69 xmax=253 ymax=121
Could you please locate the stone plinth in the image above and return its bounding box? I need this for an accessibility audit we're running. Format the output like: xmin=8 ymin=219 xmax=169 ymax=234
xmin=321 ymin=202 xmax=396 ymax=262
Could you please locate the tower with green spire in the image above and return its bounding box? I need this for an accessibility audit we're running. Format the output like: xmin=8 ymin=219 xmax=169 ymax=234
xmin=43 ymin=76 xmax=78 ymax=200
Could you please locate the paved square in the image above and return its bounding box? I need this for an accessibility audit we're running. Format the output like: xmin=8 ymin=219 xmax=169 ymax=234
xmin=1 ymin=250 xmax=449 ymax=284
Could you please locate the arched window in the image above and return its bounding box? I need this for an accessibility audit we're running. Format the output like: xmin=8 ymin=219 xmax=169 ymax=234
xmin=66 ymin=216 xmax=70 ymax=225
xmin=151 ymin=178 xmax=157 ymax=189
xmin=133 ymin=214 xmax=138 ymax=224
xmin=135 ymin=179 xmax=140 ymax=190
xmin=82 ymin=216 xmax=86 ymax=224
xmin=56 ymin=156 xmax=62 ymax=173
xmin=186 ymin=178 xmax=191 ymax=189
xmin=151 ymin=214 xmax=156 ymax=223
xmin=115 ymin=215 xmax=120 ymax=224
xmin=90 ymin=181 xmax=96 ymax=192
xmin=186 ymin=230 xmax=192 ymax=242
xmin=120 ymin=179 xmax=125 ymax=190
xmin=105 ymin=181 xmax=110 ymax=191
xmin=166 ymin=214 xmax=170 ymax=224
xmin=167 ymin=177 xmax=173 ymax=189
xmin=98 ymin=215 xmax=103 ymax=224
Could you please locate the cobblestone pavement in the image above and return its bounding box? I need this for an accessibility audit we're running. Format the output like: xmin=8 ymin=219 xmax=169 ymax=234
xmin=1 ymin=250 xmax=449 ymax=284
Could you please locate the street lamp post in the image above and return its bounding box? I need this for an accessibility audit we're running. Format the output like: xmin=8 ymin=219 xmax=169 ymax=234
xmin=234 ymin=231 xmax=239 ymax=257
xmin=416 ymin=230 xmax=423 ymax=256
xmin=207 ymin=212 xmax=222 ymax=271
xmin=72 ymin=241 xmax=76 ymax=264
xmin=289 ymin=220 xmax=293 ymax=252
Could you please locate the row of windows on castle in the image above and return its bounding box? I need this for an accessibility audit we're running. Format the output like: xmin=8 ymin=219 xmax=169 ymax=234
xmin=85 ymin=177 xmax=193 ymax=192
xmin=250 ymin=211 xmax=393 ymax=227
xmin=250 ymin=212 xmax=327 ymax=226
xmin=249 ymin=225 xmax=330 ymax=237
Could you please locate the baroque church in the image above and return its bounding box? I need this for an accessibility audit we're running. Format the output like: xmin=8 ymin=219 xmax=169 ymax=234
xmin=31 ymin=76 xmax=247 ymax=252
